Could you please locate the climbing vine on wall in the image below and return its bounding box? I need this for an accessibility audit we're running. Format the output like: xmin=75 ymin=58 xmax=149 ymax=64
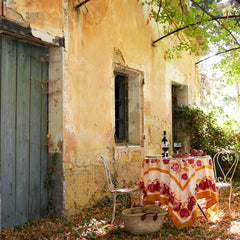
xmin=173 ymin=105 xmax=240 ymax=157
xmin=44 ymin=149 xmax=58 ymax=212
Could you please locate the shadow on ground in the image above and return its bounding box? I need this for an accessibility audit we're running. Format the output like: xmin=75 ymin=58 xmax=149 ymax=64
xmin=1 ymin=187 xmax=240 ymax=239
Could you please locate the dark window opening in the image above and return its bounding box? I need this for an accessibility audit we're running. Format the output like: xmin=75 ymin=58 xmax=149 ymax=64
xmin=115 ymin=73 xmax=128 ymax=143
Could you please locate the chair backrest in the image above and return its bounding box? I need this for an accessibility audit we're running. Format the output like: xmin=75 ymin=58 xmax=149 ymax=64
xmin=100 ymin=155 xmax=115 ymax=192
xmin=213 ymin=150 xmax=239 ymax=184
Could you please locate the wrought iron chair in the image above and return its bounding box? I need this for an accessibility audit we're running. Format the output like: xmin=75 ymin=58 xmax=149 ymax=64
xmin=213 ymin=149 xmax=239 ymax=215
xmin=100 ymin=155 xmax=142 ymax=224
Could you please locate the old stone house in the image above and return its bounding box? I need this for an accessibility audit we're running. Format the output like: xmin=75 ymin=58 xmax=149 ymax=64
xmin=0 ymin=0 xmax=199 ymax=229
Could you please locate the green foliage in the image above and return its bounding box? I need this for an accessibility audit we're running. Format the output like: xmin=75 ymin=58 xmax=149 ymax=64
xmin=174 ymin=105 xmax=240 ymax=157
xmin=44 ymin=149 xmax=57 ymax=189
xmin=142 ymin=0 xmax=240 ymax=83
xmin=94 ymin=194 xmax=130 ymax=210
xmin=44 ymin=149 xmax=58 ymax=213
xmin=112 ymin=171 xmax=119 ymax=188
xmin=93 ymin=195 xmax=113 ymax=208
xmin=110 ymin=227 xmax=121 ymax=235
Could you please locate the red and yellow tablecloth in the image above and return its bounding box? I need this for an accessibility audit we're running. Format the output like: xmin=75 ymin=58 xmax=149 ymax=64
xmin=139 ymin=155 xmax=218 ymax=229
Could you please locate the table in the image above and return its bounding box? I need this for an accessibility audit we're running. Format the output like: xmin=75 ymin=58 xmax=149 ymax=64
xmin=139 ymin=155 xmax=218 ymax=229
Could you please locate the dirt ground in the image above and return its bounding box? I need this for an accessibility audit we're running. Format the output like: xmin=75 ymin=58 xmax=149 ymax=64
xmin=1 ymin=187 xmax=240 ymax=240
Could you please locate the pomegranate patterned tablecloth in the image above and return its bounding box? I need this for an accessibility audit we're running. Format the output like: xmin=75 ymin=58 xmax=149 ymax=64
xmin=139 ymin=156 xmax=218 ymax=229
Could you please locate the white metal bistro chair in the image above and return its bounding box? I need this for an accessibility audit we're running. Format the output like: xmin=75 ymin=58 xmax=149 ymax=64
xmin=212 ymin=149 xmax=239 ymax=215
xmin=100 ymin=155 xmax=142 ymax=224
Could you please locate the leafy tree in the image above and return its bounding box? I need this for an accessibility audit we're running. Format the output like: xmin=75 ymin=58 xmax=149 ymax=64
xmin=142 ymin=0 xmax=240 ymax=83
xmin=173 ymin=105 xmax=240 ymax=157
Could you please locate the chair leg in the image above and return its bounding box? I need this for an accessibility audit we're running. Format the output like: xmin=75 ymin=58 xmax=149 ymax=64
xmin=217 ymin=188 xmax=220 ymax=216
xmin=111 ymin=192 xmax=117 ymax=225
xmin=229 ymin=186 xmax=232 ymax=213
xmin=217 ymin=187 xmax=232 ymax=216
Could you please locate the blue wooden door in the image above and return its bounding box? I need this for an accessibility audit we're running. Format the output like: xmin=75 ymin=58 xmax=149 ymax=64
xmin=0 ymin=35 xmax=48 ymax=228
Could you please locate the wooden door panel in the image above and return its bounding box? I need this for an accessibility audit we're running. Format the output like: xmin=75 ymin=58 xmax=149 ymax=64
xmin=0 ymin=36 xmax=49 ymax=228
xmin=15 ymin=40 xmax=31 ymax=225
xmin=1 ymin=37 xmax=17 ymax=227
xmin=40 ymin=58 xmax=48 ymax=217
xmin=29 ymin=47 xmax=42 ymax=220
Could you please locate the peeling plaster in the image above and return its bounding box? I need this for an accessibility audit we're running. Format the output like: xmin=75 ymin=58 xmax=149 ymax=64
xmin=105 ymin=125 xmax=113 ymax=138
xmin=26 ymin=12 xmax=43 ymax=23
xmin=62 ymin=0 xmax=69 ymax=50
xmin=62 ymin=0 xmax=71 ymax=136
xmin=31 ymin=28 xmax=55 ymax=43
xmin=6 ymin=7 xmax=28 ymax=26
xmin=145 ymin=100 xmax=151 ymax=116
xmin=113 ymin=47 xmax=126 ymax=66
xmin=81 ymin=0 xmax=109 ymax=25
xmin=53 ymin=135 xmax=63 ymax=152
xmin=57 ymin=140 xmax=63 ymax=152
xmin=7 ymin=0 xmax=16 ymax=8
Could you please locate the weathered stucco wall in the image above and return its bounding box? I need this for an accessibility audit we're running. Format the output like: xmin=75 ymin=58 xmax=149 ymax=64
xmin=63 ymin=0 xmax=152 ymax=214
xmin=2 ymin=0 xmax=200 ymax=216
xmin=10 ymin=0 xmax=63 ymax=37
xmin=63 ymin=0 xmax=199 ymax=214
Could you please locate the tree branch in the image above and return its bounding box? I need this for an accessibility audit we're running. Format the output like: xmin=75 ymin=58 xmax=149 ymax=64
xmin=153 ymin=23 xmax=195 ymax=45
xmin=195 ymin=46 xmax=240 ymax=65
xmin=190 ymin=0 xmax=240 ymax=46
xmin=156 ymin=0 xmax=162 ymax=21
xmin=152 ymin=15 xmax=240 ymax=45
xmin=75 ymin=0 xmax=91 ymax=10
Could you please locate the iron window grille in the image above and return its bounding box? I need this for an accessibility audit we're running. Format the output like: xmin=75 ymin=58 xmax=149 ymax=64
xmin=115 ymin=73 xmax=128 ymax=143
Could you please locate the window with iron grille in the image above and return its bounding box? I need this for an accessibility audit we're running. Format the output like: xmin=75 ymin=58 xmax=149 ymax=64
xmin=114 ymin=67 xmax=143 ymax=146
xmin=115 ymin=73 xmax=128 ymax=142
